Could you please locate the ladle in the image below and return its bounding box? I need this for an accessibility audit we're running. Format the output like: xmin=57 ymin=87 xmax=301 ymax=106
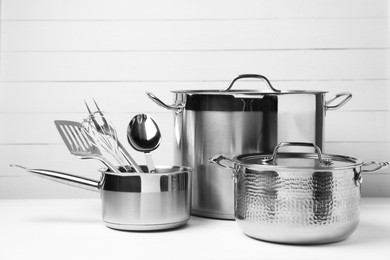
xmin=127 ymin=114 xmax=161 ymax=173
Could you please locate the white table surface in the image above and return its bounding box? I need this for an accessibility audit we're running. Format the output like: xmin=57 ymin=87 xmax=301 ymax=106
xmin=1 ymin=198 xmax=389 ymax=260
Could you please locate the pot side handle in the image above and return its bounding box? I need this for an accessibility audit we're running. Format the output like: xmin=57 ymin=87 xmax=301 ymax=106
xmin=209 ymin=155 xmax=235 ymax=170
xmin=10 ymin=164 xmax=101 ymax=192
xmin=325 ymin=92 xmax=352 ymax=110
xmin=146 ymin=92 xmax=184 ymax=113
xmin=362 ymin=161 xmax=389 ymax=174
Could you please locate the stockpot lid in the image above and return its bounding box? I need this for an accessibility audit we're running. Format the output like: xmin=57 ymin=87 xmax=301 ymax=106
xmin=171 ymin=89 xmax=327 ymax=95
xmin=170 ymin=74 xmax=329 ymax=112
xmin=171 ymin=74 xmax=327 ymax=96
xmin=235 ymin=142 xmax=364 ymax=171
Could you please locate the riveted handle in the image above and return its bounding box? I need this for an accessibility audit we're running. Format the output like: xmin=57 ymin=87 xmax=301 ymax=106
xmin=224 ymin=74 xmax=281 ymax=92
xmin=146 ymin=92 xmax=184 ymax=114
xmin=325 ymin=92 xmax=352 ymax=110
xmin=362 ymin=161 xmax=389 ymax=173
xmin=209 ymin=155 xmax=235 ymax=170
xmin=354 ymin=161 xmax=389 ymax=186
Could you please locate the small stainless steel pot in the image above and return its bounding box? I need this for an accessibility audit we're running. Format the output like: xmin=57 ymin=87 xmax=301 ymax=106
xmin=210 ymin=142 xmax=388 ymax=244
xmin=148 ymin=74 xmax=352 ymax=220
xmin=14 ymin=165 xmax=192 ymax=231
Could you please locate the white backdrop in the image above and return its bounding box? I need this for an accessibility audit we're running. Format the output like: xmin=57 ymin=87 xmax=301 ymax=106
xmin=0 ymin=0 xmax=389 ymax=198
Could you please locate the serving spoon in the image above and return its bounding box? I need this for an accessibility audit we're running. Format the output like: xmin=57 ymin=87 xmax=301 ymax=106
xmin=127 ymin=114 xmax=161 ymax=173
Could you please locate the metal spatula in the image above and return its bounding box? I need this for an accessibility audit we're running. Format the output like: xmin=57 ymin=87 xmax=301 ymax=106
xmin=54 ymin=120 xmax=120 ymax=173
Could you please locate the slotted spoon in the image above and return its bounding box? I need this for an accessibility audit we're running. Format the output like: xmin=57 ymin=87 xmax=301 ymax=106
xmin=54 ymin=120 xmax=120 ymax=173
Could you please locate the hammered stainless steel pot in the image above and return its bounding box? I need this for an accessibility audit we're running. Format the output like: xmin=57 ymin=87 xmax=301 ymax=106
xmin=147 ymin=74 xmax=352 ymax=220
xmin=12 ymin=165 xmax=192 ymax=231
xmin=210 ymin=142 xmax=389 ymax=244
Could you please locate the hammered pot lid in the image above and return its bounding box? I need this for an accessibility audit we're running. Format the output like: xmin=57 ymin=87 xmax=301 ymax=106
xmin=235 ymin=143 xmax=363 ymax=170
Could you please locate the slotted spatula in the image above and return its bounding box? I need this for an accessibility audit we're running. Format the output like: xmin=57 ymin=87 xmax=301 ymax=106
xmin=54 ymin=120 xmax=120 ymax=173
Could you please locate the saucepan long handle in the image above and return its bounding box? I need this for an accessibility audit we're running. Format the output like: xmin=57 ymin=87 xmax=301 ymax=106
xmin=10 ymin=164 xmax=101 ymax=192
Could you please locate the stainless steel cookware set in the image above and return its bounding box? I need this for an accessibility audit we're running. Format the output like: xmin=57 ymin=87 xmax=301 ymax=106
xmin=12 ymin=74 xmax=388 ymax=244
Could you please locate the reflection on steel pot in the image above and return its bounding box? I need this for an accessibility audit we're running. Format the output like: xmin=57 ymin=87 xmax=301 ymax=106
xmin=210 ymin=142 xmax=389 ymax=244
xmin=148 ymin=74 xmax=352 ymax=220
xmin=11 ymin=165 xmax=192 ymax=231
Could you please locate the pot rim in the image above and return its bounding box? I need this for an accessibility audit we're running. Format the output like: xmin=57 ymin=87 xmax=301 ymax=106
xmin=101 ymin=165 xmax=193 ymax=176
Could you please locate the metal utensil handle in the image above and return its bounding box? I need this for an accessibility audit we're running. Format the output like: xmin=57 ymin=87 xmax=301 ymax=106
xmin=325 ymin=92 xmax=352 ymax=110
xmin=80 ymin=124 xmax=122 ymax=173
xmin=209 ymin=155 xmax=235 ymax=170
xmin=268 ymin=142 xmax=330 ymax=165
xmin=146 ymin=92 xmax=184 ymax=113
xmin=89 ymin=155 xmax=120 ymax=173
xmin=224 ymin=74 xmax=280 ymax=92
xmin=362 ymin=161 xmax=389 ymax=173
xmin=118 ymin=142 xmax=144 ymax=173
xmin=145 ymin=152 xmax=156 ymax=173
xmin=10 ymin=164 xmax=101 ymax=192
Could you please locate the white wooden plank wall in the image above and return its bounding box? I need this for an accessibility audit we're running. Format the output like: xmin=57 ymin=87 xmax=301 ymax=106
xmin=0 ymin=0 xmax=389 ymax=198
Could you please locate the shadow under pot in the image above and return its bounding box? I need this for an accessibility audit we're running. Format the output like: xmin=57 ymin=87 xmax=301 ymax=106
xmin=210 ymin=142 xmax=389 ymax=244
xmin=12 ymin=165 xmax=192 ymax=231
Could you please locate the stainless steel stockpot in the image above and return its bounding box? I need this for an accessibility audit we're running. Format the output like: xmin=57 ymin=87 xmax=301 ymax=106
xmin=14 ymin=165 xmax=192 ymax=231
xmin=210 ymin=142 xmax=389 ymax=244
xmin=148 ymin=74 xmax=352 ymax=220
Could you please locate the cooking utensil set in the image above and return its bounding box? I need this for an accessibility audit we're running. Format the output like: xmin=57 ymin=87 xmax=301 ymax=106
xmin=55 ymin=99 xmax=160 ymax=174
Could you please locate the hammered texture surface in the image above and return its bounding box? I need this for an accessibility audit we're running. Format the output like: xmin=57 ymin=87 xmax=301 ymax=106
xmin=235 ymin=168 xmax=360 ymax=226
